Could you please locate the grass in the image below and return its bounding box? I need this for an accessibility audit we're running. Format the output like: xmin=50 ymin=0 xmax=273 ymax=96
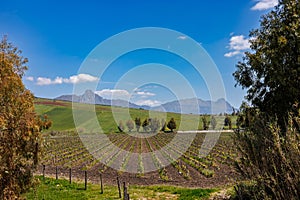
xmin=34 ymin=98 xmax=237 ymax=133
xmin=24 ymin=176 xmax=217 ymax=200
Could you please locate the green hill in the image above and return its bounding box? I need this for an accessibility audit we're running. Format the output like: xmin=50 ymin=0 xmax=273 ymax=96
xmin=34 ymin=98 xmax=235 ymax=133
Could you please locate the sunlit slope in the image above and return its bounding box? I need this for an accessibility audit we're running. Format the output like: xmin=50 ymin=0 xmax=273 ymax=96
xmin=34 ymin=98 xmax=233 ymax=132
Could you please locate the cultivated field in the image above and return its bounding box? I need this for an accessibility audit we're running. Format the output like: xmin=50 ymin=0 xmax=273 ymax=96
xmin=31 ymin=99 xmax=239 ymax=199
xmin=38 ymin=131 xmax=238 ymax=188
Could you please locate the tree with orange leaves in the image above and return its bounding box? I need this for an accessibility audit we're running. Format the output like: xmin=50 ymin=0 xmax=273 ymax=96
xmin=0 ymin=36 xmax=50 ymax=199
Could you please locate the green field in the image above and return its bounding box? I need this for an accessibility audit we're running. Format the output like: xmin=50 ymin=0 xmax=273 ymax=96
xmin=35 ymin=98 xmax=237 ymax=133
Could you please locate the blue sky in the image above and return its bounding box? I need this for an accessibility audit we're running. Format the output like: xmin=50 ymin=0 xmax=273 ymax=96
xmin=0 ymin=0 xmax=278 ymax=108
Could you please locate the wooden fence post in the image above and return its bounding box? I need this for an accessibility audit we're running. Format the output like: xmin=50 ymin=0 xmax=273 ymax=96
xmin=69 ymin=168 xmax=72 ymax=184
xmin=42 ymin=165 xmax=45 ymax=180
xmin=100 ymin=173 xmax=103 ymax=194
xmin=84 ymin=171 xmax=87 ymax=190
xmin=55 ymin=166 xmax=58 ymax=180
xmin=117 ymin=176 xmax=121 ymax=198
xmin=123 ymin=182 xmax=129 ymax=200
xmin=123 ymin=182 xmax=126 ymax=200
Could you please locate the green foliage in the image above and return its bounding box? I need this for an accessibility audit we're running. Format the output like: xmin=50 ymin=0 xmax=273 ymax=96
xmin=236 ymin=102 xmax=259 ymax=128
xmin=236 ymin=115 xmax=243 ymax=129
xmin=202 ymin=116 xmax=209 ymax=130
xmin=36 ymin=114 xmax=52 ymax=130
xmin=0 ymin=37 xmax=45 ymax=199
xmin=210 ymin=116 xmax=217 ymax=129
xmin=142 ymin=118 xmax=149 ymax=132
xmin=234 ymin=112 xmax=300 ymax=200
xmin=158 ymin=167 xmax=169 ymax=181
xmin=126 ymin=120 xmax=134 ymax=132
xmin=167 ymin=117 xmax=176 ymax=132
xmin=224 ymin=116 xmax=232 ymax=129
xmin=134 ymin=117 xmax=141 ymax=132
xmin=233 ymin=0 xmax=300 ymax=128
xmin=233 ymin=2 xmax=300 ymax=198
xmin=149 ymin=118 xmax=160 ymax=133
xmin=200 ymin=169 xmax=214 ymax=178
xmin=231 ymin=181 xmax=267 ymax=200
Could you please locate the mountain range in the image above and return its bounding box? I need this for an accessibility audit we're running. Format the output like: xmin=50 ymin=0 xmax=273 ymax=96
xmin=55 ymin=90 xmax=235 ymax=114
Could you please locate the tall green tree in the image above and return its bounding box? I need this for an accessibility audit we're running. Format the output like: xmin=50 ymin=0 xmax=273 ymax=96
xmin=149 ymin=118 xmax=160 ymax=133
xmin=202 ymin=116 xmax=208 ymax=130
xmin=224 ymin=116 xmax=232 ymax=129
xmin=134 ymin=117 xmax=141 ymax=132
xmin=232 ymin=1 xmax=300 ymax=199
xmin=0 ymin=37 xmax=44 ymax=199
xmin=210 ymin=116 xmax=217 ymax=130
xmin=167 ymin=118 xmax=176 ymax=132
xmin=233 ymin=0 xmax=300 ymax=128
xmin=142 ymin=118 xmax=149 ymax=132
xmin=126 ymin=120 xmax=134 ymax=132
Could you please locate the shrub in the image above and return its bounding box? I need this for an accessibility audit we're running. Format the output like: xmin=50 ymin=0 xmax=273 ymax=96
xmin=233 ymin=112 xmax=300 ymax=200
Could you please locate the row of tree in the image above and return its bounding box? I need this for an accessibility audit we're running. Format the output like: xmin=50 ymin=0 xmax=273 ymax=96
xmin=202 ymin=115 xmax=232 ymax=130
xmin=118 ymin=115 xmax=233 ymax=132
xmin=118 ymin=117 xmax=177 ymax=133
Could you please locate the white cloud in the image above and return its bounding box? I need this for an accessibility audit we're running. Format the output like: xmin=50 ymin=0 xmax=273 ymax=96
xmin=224 ymin=51 xmax=241 ymax=58
xmin=37 ymin=77 xmax=52 ymax=85
xmin=135 ymin=91 xmax=155 ymax=97
xmin=53 ymin=77 xmax=63 ymax=84
xmin=224 ymin=35 xmax=250 ymax=57
xmin=134 ymin=99 xmax=161 ymax=107
xmin=229 ymin=35 xmax=250 ymax=51
xmin=177 ymin=35 xmax=187 ymax=40
xmin=95 ymin=89 xmax=130 ymax=100
xmin=25 ymin=76 xmax=34 ymax=81
xmin=251 ymin=0 xmax=278 ymax=11
xmin=63 ymin=74 xmax=99 ymax=84
xmin=36 ymin=74 xmax=99 ymax=85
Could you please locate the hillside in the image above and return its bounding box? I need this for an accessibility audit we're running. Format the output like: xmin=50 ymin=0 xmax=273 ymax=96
xmin=34 ymin=98 xmax=235 ymax=132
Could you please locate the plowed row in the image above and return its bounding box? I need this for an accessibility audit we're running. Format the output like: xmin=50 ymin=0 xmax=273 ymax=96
xmin=39 ymin=131 xmax=239 ymax=188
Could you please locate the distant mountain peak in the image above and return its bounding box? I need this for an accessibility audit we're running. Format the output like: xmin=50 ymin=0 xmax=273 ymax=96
xmin=55 ymin=90 xmax=235 ymax=114
xmin=216 ymin=98 xmax=226 ymax=102
xmin=83 ymin=89 xmax=94 ymax=95
xmin=55 ymin=90 xmax=149 ymax=110
xmin=152 ymin=98 xmax=234 ymax=114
